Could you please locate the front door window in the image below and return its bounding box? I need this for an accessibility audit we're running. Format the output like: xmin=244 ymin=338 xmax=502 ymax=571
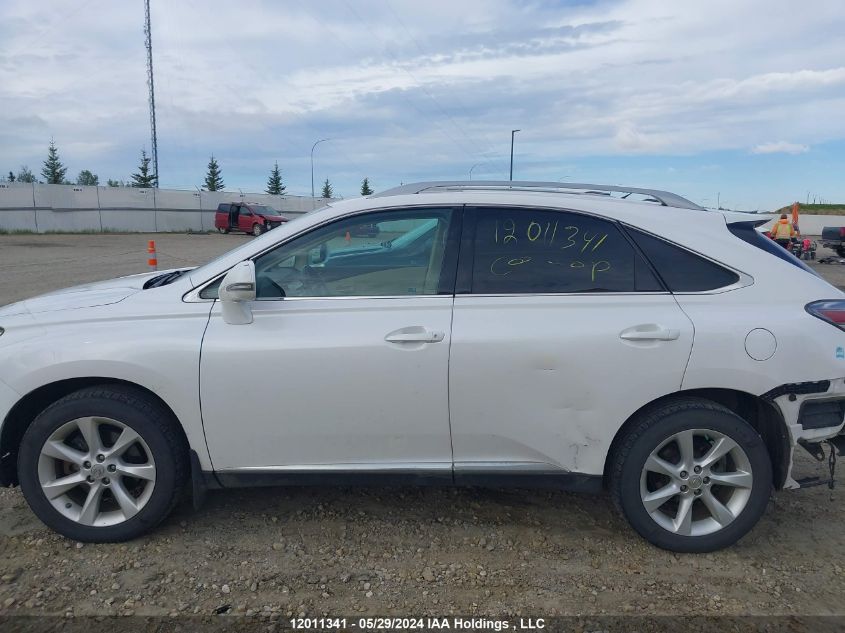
xmin=253 ymin=208 xmax=454 ymax=298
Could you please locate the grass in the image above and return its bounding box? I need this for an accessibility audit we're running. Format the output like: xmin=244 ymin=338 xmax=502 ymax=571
xmin=777 ymin=204 xmax=845 ymax=216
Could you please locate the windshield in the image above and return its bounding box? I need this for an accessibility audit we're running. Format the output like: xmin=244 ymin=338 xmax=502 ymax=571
xmin=251 ymin=206 xmax=275 ymax=215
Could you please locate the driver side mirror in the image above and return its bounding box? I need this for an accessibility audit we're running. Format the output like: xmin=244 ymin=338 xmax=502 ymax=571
xmin=219 ymin=261 xmax=256 ymax=325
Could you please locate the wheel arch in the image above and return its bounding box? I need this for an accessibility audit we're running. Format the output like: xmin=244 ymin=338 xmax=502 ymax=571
xmin=603 ymin=388 xmax=790 ymax=490
xmin=1 ymin=377 xmax=188 ymax=487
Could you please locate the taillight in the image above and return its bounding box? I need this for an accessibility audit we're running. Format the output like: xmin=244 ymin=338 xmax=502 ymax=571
xmin=806 ymin=300 xmax=845 ymax=330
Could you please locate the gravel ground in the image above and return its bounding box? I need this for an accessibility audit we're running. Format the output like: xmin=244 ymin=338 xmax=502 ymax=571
xmin=0 ymin=233 xmax=843 ymax=620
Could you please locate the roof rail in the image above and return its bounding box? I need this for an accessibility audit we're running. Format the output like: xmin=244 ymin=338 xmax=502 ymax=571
xmin=372 ymin=181 xmax=705 ymax=211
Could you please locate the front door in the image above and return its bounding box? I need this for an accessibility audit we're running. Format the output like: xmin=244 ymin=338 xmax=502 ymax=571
xmin=448 ymin=206 xmax=694 ymax=479
xmin=200 ymin=207 xmax=460 ymax=473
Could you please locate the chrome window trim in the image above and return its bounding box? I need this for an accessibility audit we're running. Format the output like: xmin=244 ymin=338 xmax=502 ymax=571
xmin=183 ymin=203 xmax=753 ymax=302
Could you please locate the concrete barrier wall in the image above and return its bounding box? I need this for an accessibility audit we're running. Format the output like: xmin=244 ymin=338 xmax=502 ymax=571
xmin=0 ymin=183 xmax=327 ymax=233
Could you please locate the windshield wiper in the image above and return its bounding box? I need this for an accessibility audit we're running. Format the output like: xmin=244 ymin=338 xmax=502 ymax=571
xmin=143 ymin=270 xmax=188 ymax=289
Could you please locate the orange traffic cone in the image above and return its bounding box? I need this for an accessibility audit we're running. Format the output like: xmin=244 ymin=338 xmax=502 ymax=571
xmin=345 ymin=230 xmax=351 ymax=243
xmin=147 ymin=240 xmax=158 ymax=270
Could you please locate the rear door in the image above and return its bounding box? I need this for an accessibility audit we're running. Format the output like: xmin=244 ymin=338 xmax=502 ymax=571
xmin=448 ymin=206 xmax=694 ymax=479
xmin=216 ymin=204 xmax=230 ymax=230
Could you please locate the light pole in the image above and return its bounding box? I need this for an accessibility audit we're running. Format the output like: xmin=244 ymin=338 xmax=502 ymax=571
xmin=469 ymin=163 xmax=482 ymax=180
xmin=509 ymin=129 xmax=520 ymax=181
xmin=195 ymin=185 xmax=203 ymax=231
xmin=310 ymin=138 xmax=331 ymax=199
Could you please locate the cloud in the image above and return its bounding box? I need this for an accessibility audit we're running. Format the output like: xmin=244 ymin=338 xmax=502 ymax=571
xmin=0 ymin=0 xmax=844 ymax=208
xmin=751 ymin=142 xmax=811 ymax=155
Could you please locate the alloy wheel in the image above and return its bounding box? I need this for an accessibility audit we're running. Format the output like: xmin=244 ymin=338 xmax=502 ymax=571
xmin=37 ymin=417 xmax=156 ymax=527
xmin=639 ymin=428 xmax=753 ymax=537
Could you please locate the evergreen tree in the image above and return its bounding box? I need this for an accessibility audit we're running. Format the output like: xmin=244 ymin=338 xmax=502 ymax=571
xmin=17 ymin=166 xmax=36 ymax=183
xmin=130 ymin=149 xmax=157 ymax=187
xmin=107 ymin=178 xmax=124 ymax=187
xmin=265 ymin=161 xmax=286 ymax=194
xmin=41 ymin=139 xmax=67 ymax=184
xmin=7 ymin=171 xmax=15 ymax=182
xmin=360 ymin=177 xmax=373 ymax=196
xmin=321 ymin=178 xmax=333 ymax=198
xmin=76 ymin=170 xmax=99 ymax=186
xmin=204 ymin=155 xmax=224 ymax=191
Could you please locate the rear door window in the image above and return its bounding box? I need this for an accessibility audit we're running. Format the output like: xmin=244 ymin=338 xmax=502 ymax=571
xmin=470 ymin=207 xmax=662 ymax=294
xmin=626 ymin=227 xmax=740 ymax=291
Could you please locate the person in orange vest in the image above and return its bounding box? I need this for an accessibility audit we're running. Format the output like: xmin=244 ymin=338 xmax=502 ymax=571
xmin=772 ymin=213 xmax=795 ymax=249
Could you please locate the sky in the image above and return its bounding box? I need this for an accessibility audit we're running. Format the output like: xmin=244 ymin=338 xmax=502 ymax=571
xmin=1 ymin=0 xmax=844 ymax=210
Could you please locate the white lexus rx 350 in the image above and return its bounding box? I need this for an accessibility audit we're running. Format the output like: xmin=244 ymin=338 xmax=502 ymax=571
xmin=1 ymin=181 xmax=843 ymax=552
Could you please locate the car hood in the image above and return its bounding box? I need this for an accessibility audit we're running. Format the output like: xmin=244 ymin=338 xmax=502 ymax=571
xmin=259 ymin=214 xmax=287 ymax=222
xmin=0 ymin=269 xmax=175 ymax=316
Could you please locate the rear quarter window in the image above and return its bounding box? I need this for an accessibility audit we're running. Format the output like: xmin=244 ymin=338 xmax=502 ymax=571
xmin=217 ymin=203 xmax=230 ymax=213
xmin=626 ymin=227 xmax=740 ymax=292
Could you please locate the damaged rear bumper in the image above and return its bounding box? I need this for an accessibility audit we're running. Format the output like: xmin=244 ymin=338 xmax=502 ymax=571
xmin=763 ymin=378 xmax=845 ymax=489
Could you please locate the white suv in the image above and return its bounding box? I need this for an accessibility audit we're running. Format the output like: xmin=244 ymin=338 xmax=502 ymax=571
xmin=1 ymin=181 xmax=843 ymax=552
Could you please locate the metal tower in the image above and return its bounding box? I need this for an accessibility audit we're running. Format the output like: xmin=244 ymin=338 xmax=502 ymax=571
xmin=143 ymin=0 xmax=159 ymax=186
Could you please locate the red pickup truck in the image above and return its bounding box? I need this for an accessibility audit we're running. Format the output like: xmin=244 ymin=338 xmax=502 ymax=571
xmin=215 ymin=203 xmax=288 ymax=236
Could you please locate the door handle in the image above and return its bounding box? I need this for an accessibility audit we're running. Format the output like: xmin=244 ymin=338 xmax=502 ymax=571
xmin=619 ymin=325 xmax=680 ymax=341
xmin=385 ymin=328 xmax=445 ymax=344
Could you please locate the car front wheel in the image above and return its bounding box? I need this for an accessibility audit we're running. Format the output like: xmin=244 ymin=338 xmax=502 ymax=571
xmin=18 ymin=386 xmax=187 ymax=542
xmin=610 ymin=398 xmax=772 ymax=552
xmin=252 ymin=223 xmax=264 ymax=237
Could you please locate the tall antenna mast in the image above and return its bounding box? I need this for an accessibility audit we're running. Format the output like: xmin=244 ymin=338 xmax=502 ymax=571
xmin=143 ymin=0 xmax=159 ymax=186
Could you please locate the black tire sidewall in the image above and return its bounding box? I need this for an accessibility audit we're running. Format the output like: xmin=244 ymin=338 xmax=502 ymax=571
xmin=19 ymin=394 xmax=180 ymax=542
xmin=617 ymin=405 xmax=772 ymax=553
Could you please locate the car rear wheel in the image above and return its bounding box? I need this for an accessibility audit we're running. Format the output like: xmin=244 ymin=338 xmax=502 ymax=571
xmin=18 ymin=386 xmax=187 ymax=542
xmin=610 ymin=398 xmax=771 ymax=552
xmin=252 ymin=223 xmax=264 ymax=237
xmin=218 ymin=227 xmax=229 ymax=234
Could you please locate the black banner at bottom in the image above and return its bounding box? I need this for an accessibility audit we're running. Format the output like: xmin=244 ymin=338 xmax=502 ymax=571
xmin=1 ymin=615 xmax=843 ymax=633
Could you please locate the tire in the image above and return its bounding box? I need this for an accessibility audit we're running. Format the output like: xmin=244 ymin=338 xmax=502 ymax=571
xmin=252 ymin=223 xmax=264 ymax=237
xmin=218 ymin=227 xmax=229 ymax=234
xmin=837 ymin=247 xmax=845 ymax=258
xmin=18 ymin=386 xmax=188 ymax=542
xmin=610 ymin=398 xmax=772 ymax=553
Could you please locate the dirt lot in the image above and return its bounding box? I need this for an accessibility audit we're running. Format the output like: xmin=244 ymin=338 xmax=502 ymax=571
xmin=0 ymin=233 xmax=843 ymax=620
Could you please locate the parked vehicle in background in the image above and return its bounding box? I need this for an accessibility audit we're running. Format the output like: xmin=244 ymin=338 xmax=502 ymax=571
xmin=215 ymin=203 xmax=288 ymax=236
xmin=821 ymin=226 xmax=845 ymax=257
xmin=2 ymin=181 xmax=844 ymax=552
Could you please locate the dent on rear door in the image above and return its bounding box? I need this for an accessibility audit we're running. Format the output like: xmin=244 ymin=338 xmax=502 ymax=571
xmin=447 ymin=206 xmax=694 ymax=477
